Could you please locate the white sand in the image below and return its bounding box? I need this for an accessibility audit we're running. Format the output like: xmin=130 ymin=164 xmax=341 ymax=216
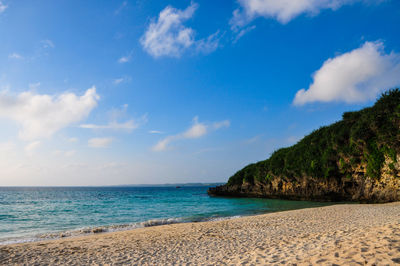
xmin=1 ymin=202 xmax=400 ymax=265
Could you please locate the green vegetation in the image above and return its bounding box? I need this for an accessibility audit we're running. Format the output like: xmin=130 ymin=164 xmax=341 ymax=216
xmin=227 ymin=89 xmax=400 ymax=186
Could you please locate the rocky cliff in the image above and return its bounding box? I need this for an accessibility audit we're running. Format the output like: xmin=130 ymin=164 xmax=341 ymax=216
xmin=209 ymin=89 xmax=400 ymax=203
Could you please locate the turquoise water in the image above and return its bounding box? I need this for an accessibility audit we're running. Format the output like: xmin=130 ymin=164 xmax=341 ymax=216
xmin=0 ymin=186 xmax=332 ymax=244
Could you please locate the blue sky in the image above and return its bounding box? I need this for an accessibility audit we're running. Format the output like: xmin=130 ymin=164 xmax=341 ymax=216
xmin=0 ymin=0 xmax=400 ymax=185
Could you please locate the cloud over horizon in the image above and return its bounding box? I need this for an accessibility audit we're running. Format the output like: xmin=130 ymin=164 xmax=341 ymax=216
xmin=24 ymin=141 xmax=41 ymax=156
xmin=140 ymin=2 xmax=220 ymax=58
xmin=293 ymin=41 xmax=400 ymax=105
xmin=153 ymin=116 xmax=230 ymax=151
xmin=88 ymin=137 xmax=114 ymax=148
xmin=0 ymin=87 xmax=100 ymax=141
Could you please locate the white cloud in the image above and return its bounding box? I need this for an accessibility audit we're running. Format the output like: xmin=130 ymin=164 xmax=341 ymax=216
xmin=80 ymin=105 xmax=147 ymax=132
xmin=231 ymin=0 xmax=373 ymax=28
xmin=118 ymin=52 xmax=132 ymax=63
xmin=195 ymin=31 xmax=221 ymax=55
xmin=153 ymin=116 xmax=230 ymax=151
xmin=153 ymin=136 xmax=175 ymax=152
xmin=88 ymin=137 xmax=113 ymax=148
xmin=233 ymin=25 xmax=256 ymax=43
xmin=140 ymin=3 xmax=220 ymax=58
xmin=80 ymin=120 xmax=138 ymax=131
xmin=8 ymin=53 xmax=23 ymax=59
xmin=149 ymin=130 xmax=164 ymax=134
xmin=113 ymin=76 xmax=131 ymax=85
xmin=0 ymin=87 xmax=99 ymax=140
xmin=25 ymin=141 xmax=41 ymax=156
xmin=293 ymin=41 xmax=400 ymax=105
xmin=0 ymin=1 xmax=7 ymax=13
xmin=140 ymin=3 xmax=197 ymax=58
xmin=182 ymin=118 xmax=208 ymax=139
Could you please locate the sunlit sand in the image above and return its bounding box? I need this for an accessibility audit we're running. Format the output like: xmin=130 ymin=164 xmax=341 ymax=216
xmin=1 ymin=202 xmax=399 ymax=265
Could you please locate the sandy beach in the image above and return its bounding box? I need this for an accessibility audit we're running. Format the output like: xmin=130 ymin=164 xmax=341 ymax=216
xmin=1 ymin=202 xmax=399 ymax=265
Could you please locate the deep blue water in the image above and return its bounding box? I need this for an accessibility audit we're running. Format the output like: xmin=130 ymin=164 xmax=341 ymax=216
xmin=0 ymin=186 xmax=332 ymax=244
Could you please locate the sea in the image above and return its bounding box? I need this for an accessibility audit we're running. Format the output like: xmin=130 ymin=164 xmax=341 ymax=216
xmin=0 ymin=186 xmax=332 ymax=245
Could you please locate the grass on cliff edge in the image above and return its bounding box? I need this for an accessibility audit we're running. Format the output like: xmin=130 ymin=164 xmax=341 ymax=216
xmin=228 ymin=88 xmax=400 ymax=186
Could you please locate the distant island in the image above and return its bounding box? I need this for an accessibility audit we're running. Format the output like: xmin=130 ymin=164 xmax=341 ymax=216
xmin=209 ymin=89 xmax=400 ymax=203
xmin=112 ymin=183 xmax=224 ymax=187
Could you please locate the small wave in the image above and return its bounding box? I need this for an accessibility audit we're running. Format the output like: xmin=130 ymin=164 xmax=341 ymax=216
xmin=140 ymin=217 xmax=184 ymax=227
xmin=207 ymin=215 xmax=242 ymax=222
xmin=0 ymin=217 xmax=186 ymax=245
xmin=0 ymin=215 xmax=244 ymax=245
xmin=0 ymin=237 xmax=39 ymax=245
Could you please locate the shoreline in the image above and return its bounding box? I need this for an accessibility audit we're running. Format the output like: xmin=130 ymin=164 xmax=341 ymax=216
xmin=1 ymin=202 xmax=400 ymax=265
xmin=0 ymin=198 xmax=333 ymax=246
xmin=0 ymin=214 xmax=240 ymax=246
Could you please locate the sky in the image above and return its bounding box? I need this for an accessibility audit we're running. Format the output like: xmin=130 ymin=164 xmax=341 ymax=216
xmin=0 ymin=0 xmax=400 ymax=186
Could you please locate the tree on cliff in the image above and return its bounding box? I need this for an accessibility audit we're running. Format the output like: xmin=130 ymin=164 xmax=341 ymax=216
xmin=209 ymin=89 xmax=400 ymax=202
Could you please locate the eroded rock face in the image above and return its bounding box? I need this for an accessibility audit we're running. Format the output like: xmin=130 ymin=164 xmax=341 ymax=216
xmin=208 ymin=155 xmax=400 ymax=203
xmin=209 ymin=90 xmax=400 ymax=203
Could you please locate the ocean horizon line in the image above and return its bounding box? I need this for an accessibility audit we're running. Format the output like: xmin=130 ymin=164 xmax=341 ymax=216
xmin=0 ymin=182 xmax=225 ymax=188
